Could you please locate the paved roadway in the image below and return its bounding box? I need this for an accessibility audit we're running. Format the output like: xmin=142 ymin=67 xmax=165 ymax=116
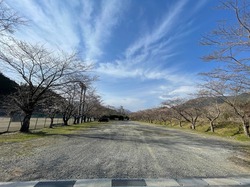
xmin=0 ymin=121 xmax=249 ymax=185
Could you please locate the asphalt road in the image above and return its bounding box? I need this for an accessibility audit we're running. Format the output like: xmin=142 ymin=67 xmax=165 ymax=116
xmin=0 ymin=121 xmax=249 ymax=181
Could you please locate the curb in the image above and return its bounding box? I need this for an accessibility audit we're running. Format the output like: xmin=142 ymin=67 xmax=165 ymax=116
xmin=0 ymin=177 xmax=250 ymax=187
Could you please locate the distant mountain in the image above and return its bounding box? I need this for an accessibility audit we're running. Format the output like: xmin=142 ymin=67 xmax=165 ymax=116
xmin=0 ymin=72 xmax=18 ymax=96
xmin=182 ymin=93 xmax=250 ymax=108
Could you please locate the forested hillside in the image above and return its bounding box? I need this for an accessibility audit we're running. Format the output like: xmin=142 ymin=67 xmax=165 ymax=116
xmin=0 ymin=72 xmax=18 ymax=96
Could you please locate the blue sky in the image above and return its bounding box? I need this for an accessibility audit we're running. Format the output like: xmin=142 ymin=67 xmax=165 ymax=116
xmin=6 ymin=0 xmax=229 ymax=111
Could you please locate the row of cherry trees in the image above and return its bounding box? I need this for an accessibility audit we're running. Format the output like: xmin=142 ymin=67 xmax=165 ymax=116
xmin=131 ymin=93 xmax=250 ymax=136
xmin=0 ymin=1 xmax=108 ymax=132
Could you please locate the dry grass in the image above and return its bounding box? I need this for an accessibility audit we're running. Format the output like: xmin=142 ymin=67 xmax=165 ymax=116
xmin=0 ymin=121 xmax=101 ymax=143
xmin=142 ymin=120 xmax=250 ymax=142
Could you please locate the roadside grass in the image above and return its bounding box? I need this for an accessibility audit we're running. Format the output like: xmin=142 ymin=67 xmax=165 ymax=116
xmin=139 ymin=120 xmax=250 ymax=142
xmin=0 ymin=121 xmax=101 ymax=143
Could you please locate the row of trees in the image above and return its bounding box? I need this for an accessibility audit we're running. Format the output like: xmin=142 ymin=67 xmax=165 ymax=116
xmin=131 ymin=0 xmax=250 ymax=138
xmin=131 ymin=92 xmax=249 ymax=136
xmin=0 ymin=0 xmax=110 ymax=132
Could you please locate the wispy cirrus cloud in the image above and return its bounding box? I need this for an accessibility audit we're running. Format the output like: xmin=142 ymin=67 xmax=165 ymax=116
xmin=7 ymin=0 xmax=79 ymax=52
xmin=94 ymin=0 xmax=208 ymax=109
xmin=96 ymin=59 xmax=194 ymax=84
xmin=80 ymin=0 xmax=128 ymax=60
xmin=7 ymin=0 xmax=128 ymax=59
xmin=156 ymin=85 xmax=198 ymax=100
xmin=96 ymin=0 xmax=190 ymax=74
xmin=95 ymin=0 xmax=191 ymax=82
xmin=124 ymin=0 xmax=187 ymax=60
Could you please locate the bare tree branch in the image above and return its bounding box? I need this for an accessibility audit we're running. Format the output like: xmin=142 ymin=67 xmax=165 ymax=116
xmin=0 ymin=0 xmax=26 ymax=34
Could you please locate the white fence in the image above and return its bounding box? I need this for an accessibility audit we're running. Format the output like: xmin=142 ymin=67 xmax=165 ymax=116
xmin=0 ymin=117 xmax=74 ymax=133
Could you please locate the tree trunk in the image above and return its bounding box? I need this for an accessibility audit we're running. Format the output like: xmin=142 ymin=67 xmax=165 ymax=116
xmin=210 ymin=121 xmax=215 ymax=133
xmin=191 ymin=123 xmax=195 ymax=130
xmin=76 ymin=116 xmax=80 ymax=124
xmin=49 ymin=117 xmax=54 ymax=128
xmin=63 ymin=118 xmax=69 ymax=126
xmin=20 ymin=112 xmax=32 ymax=132
xmin=73 ymin=116 xmax=77 ymax=124
xmin=179 ymin=121 xmax=182 ymax=127
xmin=63 ymin=115 xmax=69 ymax=126
xmin=243 ymin=121 xmax=250 ymax=137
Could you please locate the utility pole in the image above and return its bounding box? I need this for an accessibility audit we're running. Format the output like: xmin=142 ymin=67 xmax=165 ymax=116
xmin=80 ymin=83 xmax=87 ymax=123
xmin=120 ymin=106 xmax=124 ymax=115
xmin=77 ymin=83 xmax=83 ymax=124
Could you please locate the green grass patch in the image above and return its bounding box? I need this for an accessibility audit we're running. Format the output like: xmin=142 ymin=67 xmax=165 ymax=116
xmin=41 ymin=121 xmax=100 ymax=135
xmin=0 ymin=121 xmax=101 ymax=143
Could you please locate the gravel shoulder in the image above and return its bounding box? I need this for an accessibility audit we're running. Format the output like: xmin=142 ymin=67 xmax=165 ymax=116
xmin=0 ymin=121 xmax=249 ymax=181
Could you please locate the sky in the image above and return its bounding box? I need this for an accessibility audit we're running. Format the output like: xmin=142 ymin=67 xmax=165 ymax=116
xmin=5 ymin=0 xmax=231 ymax=111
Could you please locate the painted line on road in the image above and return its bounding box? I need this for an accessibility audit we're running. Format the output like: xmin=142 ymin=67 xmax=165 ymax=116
xmin=141 ymin=135 xmax=162 ymax=173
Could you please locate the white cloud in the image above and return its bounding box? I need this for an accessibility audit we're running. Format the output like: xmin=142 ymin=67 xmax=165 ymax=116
xmin=80 ymin=0 xmax=128 ymax=60
xmin=7 ymin=0 xmax=127 ymax=58
xmin=157 ymin=85 xmax=198 ymax=101
xmin=96 ymin=58 xmax=196 ymax=86
xmin=169 ymin=85 xmax=195 ymax=95
xmin=96 ymin=61 xmax=180 ymax=81
xmin=103 ymin=96 xmax=147 ymax=112
xmin=7 ymin=0 xmax=79 ymax=52
xmin=124 ymin=0 xmax=187 ymax=60
xmin=95 ymin=0 xmax=190 ymax=81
